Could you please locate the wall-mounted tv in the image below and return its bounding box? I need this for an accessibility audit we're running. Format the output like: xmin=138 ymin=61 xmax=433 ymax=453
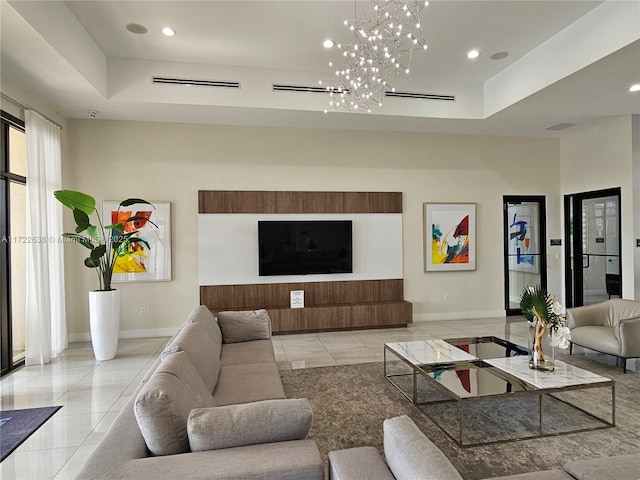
xmin=258 ymin=220 xmax=353 ymax=276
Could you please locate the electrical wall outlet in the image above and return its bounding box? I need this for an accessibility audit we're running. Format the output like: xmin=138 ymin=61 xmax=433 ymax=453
xmin=139 ymin=306 xmax=146 ymax=316
xmin=444 ymin=293 xmax=451 ymax=303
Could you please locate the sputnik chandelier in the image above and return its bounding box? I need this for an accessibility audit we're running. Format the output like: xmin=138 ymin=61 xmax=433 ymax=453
xmin=321 ymin=0 xmax=429 ymax=113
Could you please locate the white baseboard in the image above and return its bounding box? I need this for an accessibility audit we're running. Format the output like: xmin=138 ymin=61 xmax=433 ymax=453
xmin=68 ymin=327 xmax=178 ymax=343
xmin=413 ymin=310 xmax=506 ymax=322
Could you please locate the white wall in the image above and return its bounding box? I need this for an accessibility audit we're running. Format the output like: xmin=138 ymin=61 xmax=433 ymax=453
xmin=198 ymin=214 xmax=403 ymax=285
xmin=64 ymin=119 xmax=562 ymax=338
xmin=560 ymin=115 xmax=637 ymax=299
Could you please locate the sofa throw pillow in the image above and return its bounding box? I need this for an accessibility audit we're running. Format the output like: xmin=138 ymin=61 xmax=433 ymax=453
xmin=186 ymin=305 xmax=223 ymax=347
xmin=165 ymin=320 xmax=221 ymax=391
xmin=187 ymin=398 xmax=313 ymax=452
xmin=134 ymin=350 xmax=215 ymax=456
xmin=217 ymin=309 xmax=272 ymax=344
xmin=383 ymin=415 xmax=463 ymax=480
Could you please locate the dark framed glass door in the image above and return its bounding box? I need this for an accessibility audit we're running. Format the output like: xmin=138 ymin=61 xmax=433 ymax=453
xmin=503 ymin=196 xmax=547 ymax=316
xmin=1 ymin=110 xmax=27 ymax=375
xmin=564 ymin=188 xmax=621 ymax=307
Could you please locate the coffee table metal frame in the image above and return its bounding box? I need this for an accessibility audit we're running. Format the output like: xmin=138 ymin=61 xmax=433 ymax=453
xmin=384 ymin=336 xmax=615 ymax=447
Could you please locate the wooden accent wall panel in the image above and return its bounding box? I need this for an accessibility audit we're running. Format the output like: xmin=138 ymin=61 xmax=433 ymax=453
xmin=200 ymin=279 xmax=412 ymax=334
xmin=201 ymin=279 xmax=404 ymax=310
xmin=198 ymin=190 xmax=402 ymax=214
xmin=268 ymin=302 xmax=412 ymax=334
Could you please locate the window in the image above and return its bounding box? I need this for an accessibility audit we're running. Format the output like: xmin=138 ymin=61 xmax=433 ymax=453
xmin=1 ymin=110 xmax=27 ymax=375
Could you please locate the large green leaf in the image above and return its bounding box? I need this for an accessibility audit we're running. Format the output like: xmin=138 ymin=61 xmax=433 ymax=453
xmin=54 ymin=190 xmax=96 ymax=215
xmin=87 ymin=225 xmax=102 ymax=244
xmin=73 ymin=208 xmax=91 ymax=233
xmin=520 ymin=285 xmax=552 ymax=323
xmin=120 ymin=198 xmax=154 ymax=208
xmin=84 ymin=257 xmax=100 ymax=268
xmin=62 ymin=233 xmax=94 ymax=250
xmin=90 ymin=244 xmax=107 ymax=260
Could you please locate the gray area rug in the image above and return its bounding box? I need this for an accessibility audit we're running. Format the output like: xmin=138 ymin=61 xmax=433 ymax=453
xmin=0 ymin=406 xmax=62 ymax=462
xmin=281 ymin=353 xmax=640 ymax=479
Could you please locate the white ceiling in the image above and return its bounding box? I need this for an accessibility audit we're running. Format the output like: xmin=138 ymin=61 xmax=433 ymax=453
xmin=1 ymin=0 xmax=639 ymax=136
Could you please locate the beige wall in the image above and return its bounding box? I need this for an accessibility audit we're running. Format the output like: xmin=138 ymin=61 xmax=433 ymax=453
xmin=64 ymin=119 xmax=562 ymax=338
xmin=560 ymin=115 xmax=637 ymax=299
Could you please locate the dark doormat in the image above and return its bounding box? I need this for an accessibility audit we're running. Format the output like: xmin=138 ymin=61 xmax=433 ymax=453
xmin=0 ymin=406 xmax=62 ymax=462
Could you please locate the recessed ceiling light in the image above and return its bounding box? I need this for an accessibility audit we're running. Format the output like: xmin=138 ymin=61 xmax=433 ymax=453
xmin=629 ymin=84 xmax=640 ymax=92
xmin=126 ymin=23 xmax=148 ymax=34
xmin=490 ymin=51 xmax=509 ymax=60
xmin=323 ymin=39 xmax=335 ymax=48
xmin=467 ymin=50 xmax=480 ymax=60
xmin=162 ymin=26 xmax=175 ymax=37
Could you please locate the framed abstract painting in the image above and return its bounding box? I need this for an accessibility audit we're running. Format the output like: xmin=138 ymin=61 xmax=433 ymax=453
xmin=424 ymin=203 xmax=476 ymax=272
xmin=102 ymin=201 xmax=172 ymax=282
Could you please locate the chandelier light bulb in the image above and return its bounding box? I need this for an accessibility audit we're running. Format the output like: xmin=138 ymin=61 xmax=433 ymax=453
xmin=323 ymin=39 xmax=335 ymax=48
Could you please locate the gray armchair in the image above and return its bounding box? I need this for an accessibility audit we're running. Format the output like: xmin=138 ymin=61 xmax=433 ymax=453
xmin=566 ymin=299 xmax=640 ymax=373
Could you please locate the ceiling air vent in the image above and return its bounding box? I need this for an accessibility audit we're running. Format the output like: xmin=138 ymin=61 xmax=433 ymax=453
xmin=272 ymin=84 xmax=351 ymax=94
xmin=152 ymin=77 xmax=240 ymax=89
xmin=545 ymin=123 xmax=576 ymax=131
xmin=384 ymin=91 xmax=455 ymax=101
xmin=273 ymin=84 xmax=328 ymax=94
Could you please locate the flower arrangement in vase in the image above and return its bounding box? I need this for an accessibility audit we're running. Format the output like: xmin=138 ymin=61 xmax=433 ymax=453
xmin=520 ymin=285 xmax=571 ymax=371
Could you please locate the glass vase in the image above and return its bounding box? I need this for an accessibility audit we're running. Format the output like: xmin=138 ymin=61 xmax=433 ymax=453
xmin=528 ymin=324 xmax=555 ymax=371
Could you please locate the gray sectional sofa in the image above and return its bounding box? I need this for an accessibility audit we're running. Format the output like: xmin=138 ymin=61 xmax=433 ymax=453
xmin=329 ymin=415 xmax=640 ymax=480
xmin=77 ymin=305 xmax=324 ymax=480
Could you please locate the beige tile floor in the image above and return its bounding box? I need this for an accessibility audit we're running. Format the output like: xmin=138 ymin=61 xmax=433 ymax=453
xmin=1 ymin=318 xmax=634 ymax=479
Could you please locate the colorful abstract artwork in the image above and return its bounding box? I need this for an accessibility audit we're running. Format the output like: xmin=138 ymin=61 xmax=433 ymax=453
xmin=507 ymin=205 xmax=539 ymax=273
xmin=102 ymin=201 xmax=171 ymax=282
xmin=424 ymin=203 xmax=476 ymax=271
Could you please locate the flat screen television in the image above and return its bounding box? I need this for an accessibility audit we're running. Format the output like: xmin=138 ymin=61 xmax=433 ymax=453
xmin=258 ymin=220 xmax=353 ymax=276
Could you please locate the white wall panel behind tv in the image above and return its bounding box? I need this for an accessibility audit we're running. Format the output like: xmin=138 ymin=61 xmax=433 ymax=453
xmin=199 ymin=213 xmax=403 ymax=286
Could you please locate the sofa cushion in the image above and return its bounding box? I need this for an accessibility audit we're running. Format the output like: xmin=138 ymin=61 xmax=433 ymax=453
xmin=89 ymin=440 xmax=324 ymax=480
xmin=220 ymin=339 xmax=276 ymax=366
xmin=563 ymin=453 xmax=640 ymax=480
xmin=383 ymin=415 xmax=463 ymax=480
xmin=328 ymin=447 xmax=396 ymax=480
xmin=134 ymin=351 xmax=215 ymax=456
xmin=166 ymin=320 xmax=221 ymax=392
xmin=186 ymin=305 xmax=223 ymax=347
xmin=571 ymin=326 xmax=619 ymax=356
xmin=188 ymin=398 xmax=313 ymax=451
xmin=213 ymin=362 xmax=286 ymax=406
xmin=217 ymin=309 xmax=271 ymax=343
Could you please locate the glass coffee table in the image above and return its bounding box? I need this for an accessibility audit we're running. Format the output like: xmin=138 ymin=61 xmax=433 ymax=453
xmin=384 ymin=336 xmax=615 ymax=446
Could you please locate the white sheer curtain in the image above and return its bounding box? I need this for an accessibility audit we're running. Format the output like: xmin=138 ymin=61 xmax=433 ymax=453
xmin=25 ymin=110 xmax=67 ymax=365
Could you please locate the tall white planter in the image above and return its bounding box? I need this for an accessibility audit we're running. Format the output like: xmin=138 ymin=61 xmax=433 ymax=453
xmin=88 ymin=290 xmax=120 ymax=361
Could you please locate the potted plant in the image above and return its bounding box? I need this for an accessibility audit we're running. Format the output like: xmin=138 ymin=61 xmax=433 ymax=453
xmin=54 ymin=190 xmax=155 ymax=360
xmin=520 ymin=285 xmax=571 ymax=371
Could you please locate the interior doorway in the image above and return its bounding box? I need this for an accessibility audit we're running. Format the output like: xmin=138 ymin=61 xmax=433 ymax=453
xmin=564 ymin=188 xmax=621 ymax=308
xmin=503 ymin=196 xmax=547 ymax=316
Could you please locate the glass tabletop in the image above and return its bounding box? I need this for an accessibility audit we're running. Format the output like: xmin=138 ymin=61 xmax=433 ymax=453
xmin=385 ymin=339 xmax=478 ymax=366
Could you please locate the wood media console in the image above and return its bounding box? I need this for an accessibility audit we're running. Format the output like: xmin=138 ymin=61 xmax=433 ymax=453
xmin=200 ymin=279 xmax=412 ymax=334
